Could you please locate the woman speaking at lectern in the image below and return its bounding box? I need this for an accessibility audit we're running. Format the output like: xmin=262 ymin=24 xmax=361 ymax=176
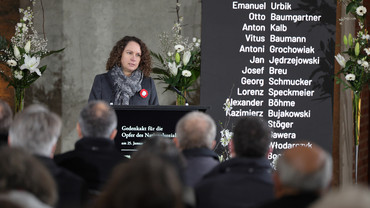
xmin=88 ymin=36 xmax=159 ymax=105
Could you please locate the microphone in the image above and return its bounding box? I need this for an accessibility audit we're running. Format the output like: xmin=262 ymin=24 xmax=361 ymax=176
xmin=171 ymin=86 xmax=189 ymax=106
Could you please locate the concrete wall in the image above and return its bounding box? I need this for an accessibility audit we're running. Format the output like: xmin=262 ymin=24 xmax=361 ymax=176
xmin=26 ymin=0 xmax=201 ymax=152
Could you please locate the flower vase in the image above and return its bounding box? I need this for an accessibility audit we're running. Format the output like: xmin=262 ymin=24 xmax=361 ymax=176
xmin=176 ymin=90 xmax=187 ymax=106
xmin=353 ymin=91 xmax=361 ymax=183
xmin=14 ymin=87 xmax=25 ymax=113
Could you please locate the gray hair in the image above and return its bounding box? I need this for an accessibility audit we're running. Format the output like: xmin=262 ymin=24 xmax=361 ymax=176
xmin=175 ymin=111 xmax=216 ymax=149
xmin=9 ymin=104 xmax=62 ymax=156
xmin=0 ymin=99 xmax=13 ymax=134
xmin=79 ymin=101 xmax=117 ymax=138
xmin=276 ymin=150 xmax=332 ymax=192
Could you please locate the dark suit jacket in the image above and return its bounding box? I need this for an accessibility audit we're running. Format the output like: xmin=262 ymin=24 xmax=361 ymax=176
xmin=88 ymin=73 xmax=159 ymax=105
xmin=182 ymin=147 xmax=219 ymax=187
xmin=36 ymin=155 xmax=87 ymax=208
xmin=195 ymin=157 xmax=274 ymax=208
xmin=54 ymin=137 xmax=127 ymax=191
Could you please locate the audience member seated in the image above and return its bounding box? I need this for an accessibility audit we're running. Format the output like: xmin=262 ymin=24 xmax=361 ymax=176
xmin=133 ymin=136 xmax=186 ymax=182
xmin=8 ymin=104 xmax=87 ymax=208
xmin=93 ymin=156 xmax=184 ymax=208
xmin=54 ymin=101 xmax=127 ymax=195
xmin=0 ymin=146 xmax=57 ymax=206
xmin=133 ymin=136 xmax=195 ymax=208
xmin=0 ymin=99 xmax=12 ymax=146
xmin=174 ymin=111 xmax=219 ymax=187
xmin=0 ymin=190 xmax=53 ymax=208
xmin=257 ymin=143 xmax=332 ymax=208
xmin=195 ymin=116 xmax=274 ymax=208
xmin=310 ymin=185 xmax=370 ymax=208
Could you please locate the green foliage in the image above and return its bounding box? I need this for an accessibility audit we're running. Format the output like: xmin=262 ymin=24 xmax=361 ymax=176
xmin=335 ymin=1 xmax=369 ymax=92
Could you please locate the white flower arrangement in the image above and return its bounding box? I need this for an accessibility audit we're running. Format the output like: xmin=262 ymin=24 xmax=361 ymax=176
xmin=336 ymin=0 xmax=369 ymax=182
xmin=335 ymin=1 xmax=369 ymax=92
xmin=214 ymin=96 xmax=234 ymax=162
xmin=151 ymin=1 xmax=201 ymax=105
xmin=0 ymin=0 xmax=64 ymax=112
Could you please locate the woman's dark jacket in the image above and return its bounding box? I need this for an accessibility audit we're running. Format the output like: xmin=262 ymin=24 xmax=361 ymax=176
xmin=88 ymin=73 xmax=159 ymax=105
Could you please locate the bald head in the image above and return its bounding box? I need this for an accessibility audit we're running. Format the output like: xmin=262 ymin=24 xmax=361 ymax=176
xmin=78 ymin=101 xmax=117 ymax=138
xmin=284 ymin=145 xmax=327 ymax=175
xmin=276 ymin=143 xmax=332 ymax=193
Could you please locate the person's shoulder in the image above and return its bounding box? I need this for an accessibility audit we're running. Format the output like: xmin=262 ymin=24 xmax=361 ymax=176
xmin=54 ymin=150 xmax=77 ymax=163
xmin=142 ymin=76 xmax=154 ymax=82
xmin=94 ymin=72 xmax=109 ymax=80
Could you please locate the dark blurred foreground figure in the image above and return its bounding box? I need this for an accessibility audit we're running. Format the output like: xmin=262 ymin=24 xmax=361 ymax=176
xmin=174 ymin=111 xmax=219 ymax=187
xmin=195 ymin=116 xmax=274 ymax=208
xmin=8 ymin=104 xmax=87 ymax=208
xmin=0 ymin=146 xmax=57 ymax=206
xmin=0 ymin=99 xmax=12 ymax=146
xmin=0 ymin=199 xmax=22 ymax=208
xmin=257 ymin=143 xmax=332 ymax=208
xmin=309 ymin=185 xmax=370 ymax=208
xmin=55 ymin=100 xmax=127 ymax=195
xmin=133 ymin=136 xmax=195 ymax=208
xmin=93 ymin=156 xmax=184 ymax=208
xmin=0 ymin=190 xmax=53 ymax=208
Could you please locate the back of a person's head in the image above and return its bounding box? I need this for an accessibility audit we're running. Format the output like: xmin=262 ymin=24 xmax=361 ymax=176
xmin=8 ymin=104 xmax=61 ymax=156
xmin=133 ymin=136 xmax=186 ymax=183
xmin=0 ymin=147 xmax=57 ymax=206
xmin=310 ymin=185 xmax=370 ymax=208
xmin=232 ymin=116 xmax=271 ymax=157
xmin=175 ymin=111 xmax=216 ymax=149
xmin=0 ymin=99 xmax=13 ymax=134
xmin=94 ymin=156 xmax=184 ymax=208
xmin=276 ymin=143 xmax=332 ymax=193
xmin=79 ymin=101 xmax=117 ymax=138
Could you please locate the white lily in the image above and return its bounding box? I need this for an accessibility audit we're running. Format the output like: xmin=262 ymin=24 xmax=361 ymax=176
xmin=20 ymin=55 xmax=41 ymax=76
xmin=25 ymin=41 xmax=31 ymax=53
xmin=335 ymin=53 xmax=346 ymax=68
xmin=345 ymin=73 xmax=356 ymax=81
xmin=174 ymin=44 xmax=184 ymax=52
xmin=182 ymin=69 xmax=192 ymax=77
xmin=13 ymin=46 xmax=21 ymax=59
xmin=6 ymin=60 xmax=17 ymax=67
xmin=168 ymin=62 xmax=178 ymax=75
xmin=183 ymin=51 xmax=191 ymax=66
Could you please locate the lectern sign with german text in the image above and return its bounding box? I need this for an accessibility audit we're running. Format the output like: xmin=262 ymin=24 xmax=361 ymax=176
xmin=200 ymin=0 xmax=336 ymax=162
xmin=113 ymin=106 xmax=209 ymax=156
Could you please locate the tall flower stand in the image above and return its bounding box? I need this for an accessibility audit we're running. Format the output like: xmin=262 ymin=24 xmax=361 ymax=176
xmin=353 ymin=91 xmax=361 ymax=184
xmin=14 ymin=87 xmax=25 ymax=113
